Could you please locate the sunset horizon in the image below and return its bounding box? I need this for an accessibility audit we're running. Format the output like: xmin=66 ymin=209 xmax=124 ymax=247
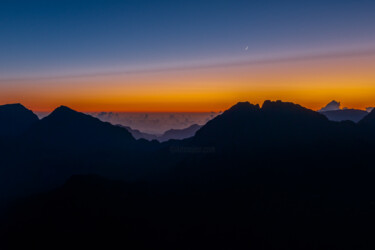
xmin=2 ymin=1 xmax=375 ymax=249
xmin=4 ymin=97 xmax=374 ymax=113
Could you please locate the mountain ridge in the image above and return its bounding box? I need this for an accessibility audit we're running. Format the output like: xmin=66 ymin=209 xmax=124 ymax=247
xmin=24 ymin=105 xmax=137 ymax=152
xmin=1 ymin=100 xmax=375 ymax=250
xmin=0 ymin=103 xmax=39 ymax=137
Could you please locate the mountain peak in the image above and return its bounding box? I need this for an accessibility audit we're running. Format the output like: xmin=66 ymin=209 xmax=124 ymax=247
xmin=28 ymin=105 xmax=136 ymax=149
xmin=0 ymin=103 xmax=39 ymax=136
xmin=1 ymin=103 xmax=29 ymax=111
xmin=46 ymin=106 xmax=84 ymax=122
xmin=319 ymin=100 xmax=341 ymax=112
xmin=52 ymin=105 xmax=77 ymax=114
xmin=226 ymin=102 xmax=260 ymax=114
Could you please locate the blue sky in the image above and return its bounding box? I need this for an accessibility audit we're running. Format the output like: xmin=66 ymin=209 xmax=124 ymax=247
xmin=1 ymin=0 xmax=375 ymax=77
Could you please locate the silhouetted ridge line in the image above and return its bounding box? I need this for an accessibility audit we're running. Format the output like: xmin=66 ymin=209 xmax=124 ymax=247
xmin=1 ymin=103 xmax=25 ymax=109
xmin=262 ymin=100 xmax=321 ymax=115
xmin=2 ymin=100 xmax=375 ymax=249
xmin=52 ymin=105 xmax=76 ymax=113
xmin=193 ymin=101 xmax=261 ymax=147
xmin=226 ymin=101 xmax=261 ymax=114
xmin=46 ymin=105 xmax=91 ymax=121
xmin=25 ymin=105 xmax=137 ymax=151
xmin=261 ymin=100 xmax=329 ymax=123
xmin=192 ymin=100 xmax=334 ymax=149
xmin=0 ymin=103 xmax=39 ymax=137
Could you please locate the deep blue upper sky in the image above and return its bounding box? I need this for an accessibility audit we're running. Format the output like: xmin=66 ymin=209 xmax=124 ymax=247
xmin=1 ymin=0 xmax=375 ymax=77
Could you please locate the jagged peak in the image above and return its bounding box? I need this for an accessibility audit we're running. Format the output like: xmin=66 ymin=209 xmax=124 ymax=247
xmin=226 ymin=102 xmax=260 ymax=114
xmin=319 ymin=100 xmax=341 ymax=112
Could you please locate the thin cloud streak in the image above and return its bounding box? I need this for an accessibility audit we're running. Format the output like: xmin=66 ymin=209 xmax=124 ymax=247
xmin=2 ymin=47 xmax=375 ymax=83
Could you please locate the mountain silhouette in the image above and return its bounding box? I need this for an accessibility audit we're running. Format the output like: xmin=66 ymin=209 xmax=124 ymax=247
xmin=192 ymin=101 xmax=260 ymax=147
xmin=1 ymin=100 xmax=375 ymax=250
xmin=0 ymin=106 xmax=147 ymax=196
xmin=192 ymin=100 xmax=333 ymax=150
xmin=261 ymin=100 xmax=329 ymax=123
xmin=25 ymin=105 xmax=136 ymax=151
xmin=0 ymin=103 xmax=39 ymax=137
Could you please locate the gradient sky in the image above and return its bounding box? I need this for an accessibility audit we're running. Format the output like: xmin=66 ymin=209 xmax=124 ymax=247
xmin=1 ymin=0 xmax=375 ymax=112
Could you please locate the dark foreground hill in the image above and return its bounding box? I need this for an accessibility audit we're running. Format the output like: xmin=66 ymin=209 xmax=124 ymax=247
xmin=0 ymin=105 xmax=159 ymax=203
xmin=1 ymin=100 xmax=375 ymax=249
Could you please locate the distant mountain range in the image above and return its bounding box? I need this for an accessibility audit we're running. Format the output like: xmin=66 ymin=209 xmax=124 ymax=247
xmin=319 ymin=100 xmax=372 ymax=122
xmin=320 ymin=109 xmax=369 ymax=122
xmin=1 ymin=100 xmax=375 ymax=249
xmin=90 ymin=111 xmax=216 ymax=135
xmin=121 ymin=124 xmax=202 ymax=142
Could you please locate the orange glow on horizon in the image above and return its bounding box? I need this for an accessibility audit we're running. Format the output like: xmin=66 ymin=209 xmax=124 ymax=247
xmin=1 ymin=55 xmax=375 ymax=113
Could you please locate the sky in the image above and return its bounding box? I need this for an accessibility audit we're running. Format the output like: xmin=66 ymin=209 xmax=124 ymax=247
xmin=1 ymin=0 xmax=375 ymax=112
